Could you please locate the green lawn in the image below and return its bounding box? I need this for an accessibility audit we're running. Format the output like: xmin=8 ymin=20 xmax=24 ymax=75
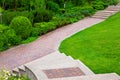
xmin=59 ymin=12 xmax=120 ymax=75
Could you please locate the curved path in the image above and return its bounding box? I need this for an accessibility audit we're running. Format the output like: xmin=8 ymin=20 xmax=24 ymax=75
xmin=0 ymin=17 xmax=104 ymax=70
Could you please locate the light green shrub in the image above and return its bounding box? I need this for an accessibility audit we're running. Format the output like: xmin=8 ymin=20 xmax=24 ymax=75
xmin=0 ymin=68 xmax=30 ymax=80
xmin=9 ymin=16 xmax=32 ymax=39
xmin=34 ymin=22 xmax=56 ymax=35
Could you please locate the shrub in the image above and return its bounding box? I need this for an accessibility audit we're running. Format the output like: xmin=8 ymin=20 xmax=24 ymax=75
xmin=0 ymin=24 xmax=20 ymax=51
xmin=0 ymin=25 xmax=10 ymax=51
xmin=31 ymin=27 xmax=40 ymax=37
xmin=9 ymin=16 xmax=32 ymax=39
xmin=80 ymin=6 xmax=96 ymax=16
xmin=21 ymin=37 xmax=38 ymax=44
xmin=65 ymin=2 xmax=74 ymax=9
xmin=104 ymin=0 xmax=119 ymax=5
xmin=0 ymin=7 xmax=4 ymax=13
xmin=0 ymin=34 xmax=8 ymax=51
xmin=46 ymin=1 xmax=60 ymax=12
xmin=34 ymin=22 xmax=56 ymax=35
xmin=0 ymin=68 xmax=30 ymax=80
xmin=51 ymin=17 xmax=71 ymax=27
xmin=92 ymin=1 xmax=106 ymax=10
xmin=2 ymin=11 xmax=33 ymax=25
xmin=33 ymin=9 xmax=54 ymax=23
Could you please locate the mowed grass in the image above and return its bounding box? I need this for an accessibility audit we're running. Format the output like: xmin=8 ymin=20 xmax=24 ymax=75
xmin=59 ymin=12 xmax=120 ymax=75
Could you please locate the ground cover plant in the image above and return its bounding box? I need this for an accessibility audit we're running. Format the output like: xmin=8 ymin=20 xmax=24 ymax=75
xmin=59 ymin=12 xmax=120 ymax=75
xmin=0 ymin=68 xmax=30 ymax=80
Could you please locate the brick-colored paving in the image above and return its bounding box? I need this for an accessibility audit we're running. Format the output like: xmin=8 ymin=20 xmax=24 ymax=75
xmin=43 ymin=67 xmax=85 ymax=79
xmin=0 ymin=18 xmax=104 ymax=70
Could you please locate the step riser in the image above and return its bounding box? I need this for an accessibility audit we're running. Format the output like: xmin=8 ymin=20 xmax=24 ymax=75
xmin=92 ymin=16 xmax=108 ymax=19
xmin=12 ymin=70 xmax=19 ymax=76
xmin=93 ymin=15 xmax=111 ymax=17
xmin=19 ymin=69 xmax=26 ymax=76
xmin=25 ymin=66 xmax=38 ymax=80
xmin=95 ymin=13 xmax=113 ymax=15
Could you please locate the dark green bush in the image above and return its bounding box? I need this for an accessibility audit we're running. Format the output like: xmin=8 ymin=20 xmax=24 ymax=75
xmin=92 ymin=1 xmax=106 ymax=10
xmin=80 ymin=6 xmax=96 ymax=16
xmin=46 ymin=1 xmax=60 ymax=12
xmin=2 ymin=11 xmax=33 ymax=25
xmin=9 ymin=16 xmax=32 ymax=39
xmin=65 ymin=2 xmax=74 ymax=9
xmin=103 ymin=0 xmax=119 ymax=5
xmin=33 ymin=9 xmax=54 ymax=23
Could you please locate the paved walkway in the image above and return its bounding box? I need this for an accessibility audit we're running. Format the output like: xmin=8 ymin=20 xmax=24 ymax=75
xmin=0 ymin=17 xmax=104 ymax=70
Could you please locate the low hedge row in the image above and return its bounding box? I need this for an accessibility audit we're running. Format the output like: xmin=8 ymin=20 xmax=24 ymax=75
xmin=0 ymin=25 xmax=20 ymax=51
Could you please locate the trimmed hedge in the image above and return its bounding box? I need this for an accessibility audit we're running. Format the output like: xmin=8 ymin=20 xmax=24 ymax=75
xmin=9 ymin=16 xmax=32 ymax=39
xmin=33 ymin=22 xmax=56 ymax=35
xmin=0 ymin=25 xmax=20 ymax=51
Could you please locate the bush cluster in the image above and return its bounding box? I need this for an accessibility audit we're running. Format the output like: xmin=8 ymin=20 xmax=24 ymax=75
xmin=2 ymin=11 xmax=33 ymax=25
xmin=0 ymin=25 xmax=20 ymax=51
xmin=0 ymin=16 xmax=33 ymax=51
xmin=33 ymin=9 xmax=54 ymax=23
xmin=0 ymin=68 xmax=29 ymax=80
xmin=9 ymin=16 xmax=32 ymax=39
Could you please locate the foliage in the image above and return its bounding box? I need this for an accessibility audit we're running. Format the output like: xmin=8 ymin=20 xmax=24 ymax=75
xmin=80 ymin=6 xmax=96 ymax=16
xmin=33 ymin=9 xmax=54 ymax=23
xmin=71 ymin=0 xmax=85 ymax=6
xmin=0 ymin=68 xmax=11 ymax=80
xmin=103 ymin=0 xmax=119 ymax=5
xmin=46 ymin=1 xmax=60 ymax=12
xmin=0 ymin=7 xmax=4 ymax=12
xmin=9 ymin=16 xmax=32 ymax=39
xmin=0 ymin=68 xmax=30 ymax=80
xmin=59 ymin=12 xmax=120 ymax=75
xmin=51 ymin=16 xmax=71 ymax=27
xmin=0 ymin=24 xmax=20 ymax=51
xmin=34 ymin=22 xmax=56 ymax=35
xmin=2 ymin=11 xmax=33 ymax=25
xmin=21 ymin=37 xmax=38 ymax=44
xmin=92 ymin=1 xmax=106 ymax=10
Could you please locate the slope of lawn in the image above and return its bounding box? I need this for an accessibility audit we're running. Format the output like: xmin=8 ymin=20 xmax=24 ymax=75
xmin=59 ymin=12 xmax=120 ymax=75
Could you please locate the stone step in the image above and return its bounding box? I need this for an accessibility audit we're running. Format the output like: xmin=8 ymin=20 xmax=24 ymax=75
xmin=92 ymin=10 xmax=117 ymax=19
xmin=25 ymin=51 xmax=72 ymax=66
xmin=117 ymin=3 xmax=120 ymax=6
xmin=92 ymin=14 xmax=111 ymax=17
xmin=106 ymin=6 xmax=120 ymax=11
xmin=94 ymin=12 xmax=114 ymax=16
xmin=94 ymin=10 xmax=116 ymax=15
xmin=18 ymin=65 xmax=26 ymax=76
xmin=25 ymin=61 xmax=83 ymax=80
xmin=12 ymin=68 xmax=19 ymax=76
xmin=42 ymin=73 xmax=120 ymax=80
xmin=92 ymin=16 xmax=109 ymax=19
xmin=24 ymin=51 xmax=95 ymax=80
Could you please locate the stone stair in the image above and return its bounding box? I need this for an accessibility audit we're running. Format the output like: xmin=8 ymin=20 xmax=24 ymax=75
xmin=12 ymin=51 xmax=120 ymax=80
xmin=92 ymin=3 xmax=120 ymax=19
xmin=42 ymin=73 xmax=120 ymax=80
